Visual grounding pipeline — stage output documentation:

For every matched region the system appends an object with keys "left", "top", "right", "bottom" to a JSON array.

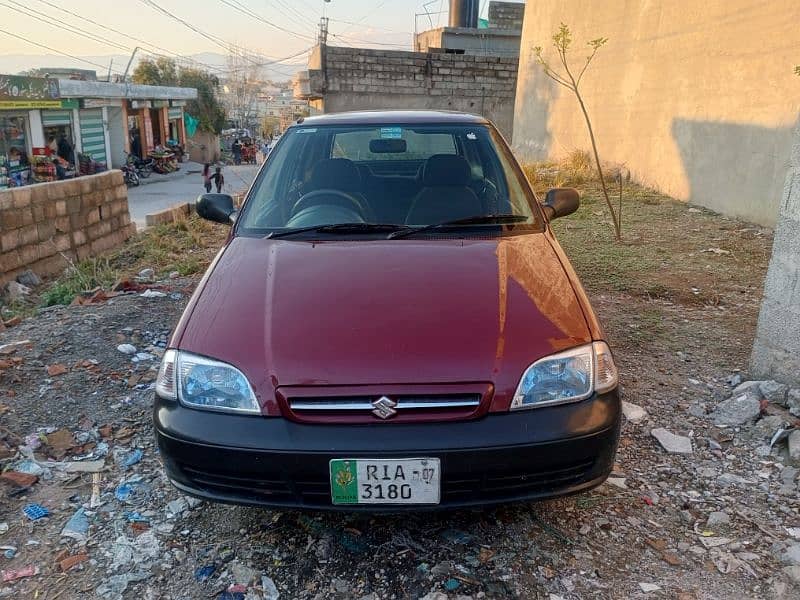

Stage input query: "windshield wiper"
[
  {"left": 387, "top": 213, "right": 529, "bottom": 239},
  {"left": 266, "top": 222, "right": 410, "bottom": 239}
]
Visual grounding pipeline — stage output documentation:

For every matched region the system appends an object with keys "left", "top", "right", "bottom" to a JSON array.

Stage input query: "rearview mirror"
[
  {"left": 369, "top": 138, "right": 406, "bottom": 153},
  {"left": 196, "top": 193, "right": 235, "bottom": 225},
  {"left": 542, "top": 188, "right": 580, "bottom": 220}
]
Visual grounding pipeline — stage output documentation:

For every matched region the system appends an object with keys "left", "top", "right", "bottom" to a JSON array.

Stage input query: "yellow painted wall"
[{"left": 512, "top": 0, "right": 800, "bottom": 225}]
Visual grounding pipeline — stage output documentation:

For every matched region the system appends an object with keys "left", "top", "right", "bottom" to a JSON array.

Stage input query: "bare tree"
[
  {"left": 534, "top": 24, "right": 621, "bottom": 240},
  {"left": 223, "top": 50, "right": 264, "bottom": 133}
]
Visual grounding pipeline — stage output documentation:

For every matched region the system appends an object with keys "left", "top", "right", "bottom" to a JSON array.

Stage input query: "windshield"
[{"left": 237, "top": 123, "right": 542, "bottom": 235}]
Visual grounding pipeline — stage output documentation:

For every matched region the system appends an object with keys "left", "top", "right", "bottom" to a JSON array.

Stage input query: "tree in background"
[
  {"left": 534, "top": 24, "right": 621, "bottom": 240},
  {"left": 222, "top": 51, "right": 264, "bottom": 133},
  {"left": 132, "top": 58, "right": 226, "bottom": 134}
]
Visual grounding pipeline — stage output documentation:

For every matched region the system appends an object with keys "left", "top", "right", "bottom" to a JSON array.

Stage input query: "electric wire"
[{"left": 0, "top": 27, "right": 122, "bottom": 72}]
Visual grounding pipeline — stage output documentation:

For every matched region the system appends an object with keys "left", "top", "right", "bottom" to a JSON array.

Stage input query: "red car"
[{"left": 154, "top": 110, "right": 620, "bottom": 510}]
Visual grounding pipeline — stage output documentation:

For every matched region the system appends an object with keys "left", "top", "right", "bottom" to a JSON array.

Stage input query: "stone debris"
[
  {"left": 621, "top": 400, "right": 647, "bottom": 424},
  {"left": 651, "top": 427, "right": 693, "bottom": 454},
  {"left": 711, "top": 394, "right": 761, "bottom": 427},
  {"left": 788, "top": 430, "right": 800, "bottom": 466},
  {"left": 16, "top": 269, "right": 42, "bottom": 288},
  {"left": 760, "top": 380, "right": 789, "bottom": 404},
  {"left": 4, "top": 281, "right": 31, "bottom": 303}
]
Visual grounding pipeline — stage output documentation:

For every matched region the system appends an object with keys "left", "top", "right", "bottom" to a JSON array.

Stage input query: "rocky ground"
[{"left": 1, "top": 186, "right": 799, "bottom": 599}]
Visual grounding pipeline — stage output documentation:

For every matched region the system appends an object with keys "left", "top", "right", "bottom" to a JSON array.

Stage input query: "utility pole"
[
  {"left": 318, "top": 16, "right": 329, "bottom": 45},
  {"left": 122, "top": 47, "right": 140, "bottom": 83}
]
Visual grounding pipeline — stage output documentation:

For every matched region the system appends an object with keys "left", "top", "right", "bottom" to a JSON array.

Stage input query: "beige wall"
[
  {"left": 0, "top": 171, "right": 134, "bottom": 284},
  {"left": 512, "top": 0, "right": 800, "bottom": 226}
]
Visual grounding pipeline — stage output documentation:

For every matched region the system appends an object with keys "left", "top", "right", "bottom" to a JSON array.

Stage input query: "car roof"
[{"left": 293, "top": 110, "right": 490, "bottom": 127}]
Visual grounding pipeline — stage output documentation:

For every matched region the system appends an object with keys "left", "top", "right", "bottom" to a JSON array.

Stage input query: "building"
[
  {"left": 294, "top": 1, "right": 522, "bottom": 138},
  {"left": 414, "top": 1, "right": 525, "bottom": 57},
  {"left": 0, "top": 74, "right": 197, "bottom": 190}
]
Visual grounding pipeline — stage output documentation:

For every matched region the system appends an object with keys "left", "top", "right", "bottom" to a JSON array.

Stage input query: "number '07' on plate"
[{"left": 329, "top": 458, "right": 441, "bottom": 505}]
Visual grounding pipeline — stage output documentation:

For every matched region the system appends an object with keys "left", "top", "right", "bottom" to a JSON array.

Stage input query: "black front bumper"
[{"left": 154, "top": 391, "right": 620, "bottom": 510}]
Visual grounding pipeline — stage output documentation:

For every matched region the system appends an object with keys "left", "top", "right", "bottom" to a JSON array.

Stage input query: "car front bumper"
[{"left": 153, "top": 391, "right": 621, "bottom": 510}]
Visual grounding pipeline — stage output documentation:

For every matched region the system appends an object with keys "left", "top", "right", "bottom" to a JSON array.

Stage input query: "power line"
[
  {"left": 329, "top": 33, "right": 411, "bottom": 49},
  {"left": 265, "top": 0, "right": 319, "bottom": 30},
  {"left": 0, "top": 27, "right": 121, "bottom": 72},
  {"left": 138, "top": 0, "right": 310, "bottom": 70},
  {"left": 138, "top": 0, "right": 237, "bottom": 53},
  {"left": 337, "top": 0, "right": 389, "bottom": 36},
  {"left": 29, "top": 0, "right": 232, "bottom": 75},
  {"left": 2, "top": 1, "right": 131, "bottom": 54},
  {"left": 327, "top": 18, "right": 411, "bottom": 35},
  {"left": 218, "top": 0, "right": 316, "bottom": 42}
]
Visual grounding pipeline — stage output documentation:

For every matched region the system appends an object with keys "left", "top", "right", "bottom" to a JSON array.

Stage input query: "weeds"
[{"left": 38, "top": 215, "right": 226, "bottom": 307}]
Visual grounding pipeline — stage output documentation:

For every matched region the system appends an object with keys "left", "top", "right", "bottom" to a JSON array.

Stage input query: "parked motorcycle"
[
  {"left": 121, "top": 164, "right": 140, "bottom": 187},
  {"left": 124, "top": 151, "right": 154, "bottom": 178}
]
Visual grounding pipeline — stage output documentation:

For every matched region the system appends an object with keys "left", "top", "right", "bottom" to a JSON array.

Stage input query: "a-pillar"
[{"left": 751, "top": 126, "right": 800, "bottom": 384}]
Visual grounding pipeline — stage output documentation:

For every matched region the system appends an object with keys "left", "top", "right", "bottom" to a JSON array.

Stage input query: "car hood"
[{"left": 175, "top": 234, "right": 591, "bottom": 410}]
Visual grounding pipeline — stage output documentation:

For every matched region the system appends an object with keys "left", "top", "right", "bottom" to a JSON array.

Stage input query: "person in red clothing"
[{"left": 202, "top": 163, "right": 212, "bottom": 193}]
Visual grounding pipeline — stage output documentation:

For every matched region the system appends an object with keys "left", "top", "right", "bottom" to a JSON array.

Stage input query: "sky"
[{"left": 0, "top": 0, "right": 510, "bottom": 78}]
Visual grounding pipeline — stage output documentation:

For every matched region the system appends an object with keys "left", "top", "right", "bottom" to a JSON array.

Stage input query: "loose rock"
[
  {"left": 760, "top": 380, "right": 788, "bottom": 404},
  {"left": 711, "top": 394, "right": 761, "bottom": 427},
  {"left": 651, "top": 428, "right": 693, "bottom": 454},
  {"left": 621, "top": 401, "right": 647, "bottom": 424}
]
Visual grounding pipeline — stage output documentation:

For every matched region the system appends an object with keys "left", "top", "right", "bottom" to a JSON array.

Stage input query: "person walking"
[
  {"left": 202, "top": 162, "right": 212, "bottom": 193},
  {"left": 231, "top": 138, "right": 242, "bottom": 165},
  {"left": 210, "top": 166, "right": 225, "bottom": 193}
]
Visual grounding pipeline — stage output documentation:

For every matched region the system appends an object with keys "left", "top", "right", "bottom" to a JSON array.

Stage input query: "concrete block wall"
[
  {"left": 751, "top": 130, "right": 800, "bottom": 384},
  {"left": 0, "top": 171, "right": 135, "bottom": 285},
  {"left": 320, "top": 46, "right": 519, "bottom": 138}
]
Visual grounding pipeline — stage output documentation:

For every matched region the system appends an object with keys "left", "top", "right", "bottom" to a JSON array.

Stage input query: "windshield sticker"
[
  {"left": 466, "top": 132, "right": 477, "bottom": 140},
  {"left": 296, "top": 128, "right": 317, "bottom": 134},
  {"left": 380, "top": 127, "right": 402, "bottom": 139}
]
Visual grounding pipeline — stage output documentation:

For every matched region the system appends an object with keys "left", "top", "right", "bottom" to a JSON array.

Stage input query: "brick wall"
[
  {"left": 317, "top": 46, "right": 519, "bottom": 137},
  {"left": 0, "top": 171, "right": 135, "bottom": 285}
]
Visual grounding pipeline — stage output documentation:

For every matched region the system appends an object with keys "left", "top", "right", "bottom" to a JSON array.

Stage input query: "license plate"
[{"left": 329, "top": 458, "right": 440, "bottom": 505}]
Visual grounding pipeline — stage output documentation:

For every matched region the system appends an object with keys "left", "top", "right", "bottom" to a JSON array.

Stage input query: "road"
[{"left": 126, "top": 163, "right": 261, "bottom": 228}]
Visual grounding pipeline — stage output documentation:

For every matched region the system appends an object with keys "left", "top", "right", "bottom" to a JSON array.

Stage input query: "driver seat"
[
  {"left": 405, "top": 154, "right": 484, "bottom": 225},
  {"left": 306, "top": 158, "right": 375, "bottom": 221}
]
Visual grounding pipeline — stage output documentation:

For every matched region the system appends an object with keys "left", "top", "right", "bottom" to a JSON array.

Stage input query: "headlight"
[
  {"left": 510, "top": 341, "right": 617, "bottom": 410},
  {"left": 155, "top": 350, "right": 260, "bottom": 414}
]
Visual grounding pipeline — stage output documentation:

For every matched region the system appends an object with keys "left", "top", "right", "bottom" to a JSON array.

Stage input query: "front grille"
[
  {"left": 176, "top": 457, "right": 597, "bottom": 508},
  {"left": 285, "top": 393, "right": 482, "bottom": 423}
]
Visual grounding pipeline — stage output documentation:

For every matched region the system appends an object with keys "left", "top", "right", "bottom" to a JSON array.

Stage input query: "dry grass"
[
  {"left": 39, "top": 215, "right": 227, "bottom": 307},
  {"left": 523, "top": 157, "right": 773, "bottom": 308}
]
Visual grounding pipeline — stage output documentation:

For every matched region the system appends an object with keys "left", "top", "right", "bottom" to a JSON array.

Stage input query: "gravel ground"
[{"left": 1, "top": 225, "right": 799, "bottom": 599}]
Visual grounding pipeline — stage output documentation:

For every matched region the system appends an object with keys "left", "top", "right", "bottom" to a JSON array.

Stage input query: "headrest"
[
  {"left": 422, "top": 154, "right": 471, "bottom": 187},
  {"left": 310, "top": 158, "right": 361, "bottom": 192}
]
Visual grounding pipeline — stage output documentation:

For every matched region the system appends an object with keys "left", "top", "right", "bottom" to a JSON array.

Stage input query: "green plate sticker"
[
  {"left": 330, "top": 459, "right": 358, "bottom": 504},
  {"left": 380, "top": 127, "right": 402, "bottom": 139}
]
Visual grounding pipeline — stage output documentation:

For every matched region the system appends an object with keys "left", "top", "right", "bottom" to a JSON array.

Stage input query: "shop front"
[
  {"left": 0, "top": 112, "right": 31, "bottom": 189},
  {"left": 0, "top": 74, "right": 81, "bottom": 189}
]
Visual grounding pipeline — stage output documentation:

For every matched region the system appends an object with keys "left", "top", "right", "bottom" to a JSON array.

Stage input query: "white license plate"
[{"left": 329, "top": 458, "right": 440, "bottom": 505}]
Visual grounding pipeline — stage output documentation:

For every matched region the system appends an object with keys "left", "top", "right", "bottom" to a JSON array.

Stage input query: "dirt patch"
[{"left": 0, "top": 171, "right": 797, "bottom": 599}]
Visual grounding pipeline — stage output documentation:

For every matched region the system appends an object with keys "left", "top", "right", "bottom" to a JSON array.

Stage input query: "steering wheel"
[{"left": 291, "top": 189, "right": 367, "bottom": 219}]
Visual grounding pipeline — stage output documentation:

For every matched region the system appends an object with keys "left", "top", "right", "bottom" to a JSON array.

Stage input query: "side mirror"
[
  {"left": 542, "top": 188, "right": 580, "bottom": 220},
  {"left": 196, "top": 193, "right": 235, "bottom": 225}
]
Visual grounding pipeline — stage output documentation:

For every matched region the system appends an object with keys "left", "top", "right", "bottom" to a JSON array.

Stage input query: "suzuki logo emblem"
[{"left": 371, "top": 396, "right": 398, "bottom": 419}]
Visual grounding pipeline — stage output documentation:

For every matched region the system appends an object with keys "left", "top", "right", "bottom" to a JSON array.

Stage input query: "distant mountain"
[{"left": 0, "top": 51, "right": 307, "bottom": 81}]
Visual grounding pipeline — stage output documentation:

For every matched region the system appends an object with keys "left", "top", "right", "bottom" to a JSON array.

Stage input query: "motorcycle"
[
  {"left": 124, "top": 151, "right": 154, "bottom": 178},
  {"left": 121, "top": 164, "right": 140, "bottom": 187}
]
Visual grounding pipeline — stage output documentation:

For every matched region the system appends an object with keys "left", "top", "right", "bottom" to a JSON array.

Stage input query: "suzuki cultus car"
[{"left": 154, "top": 110, "right": 620, "bottom": 510}]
